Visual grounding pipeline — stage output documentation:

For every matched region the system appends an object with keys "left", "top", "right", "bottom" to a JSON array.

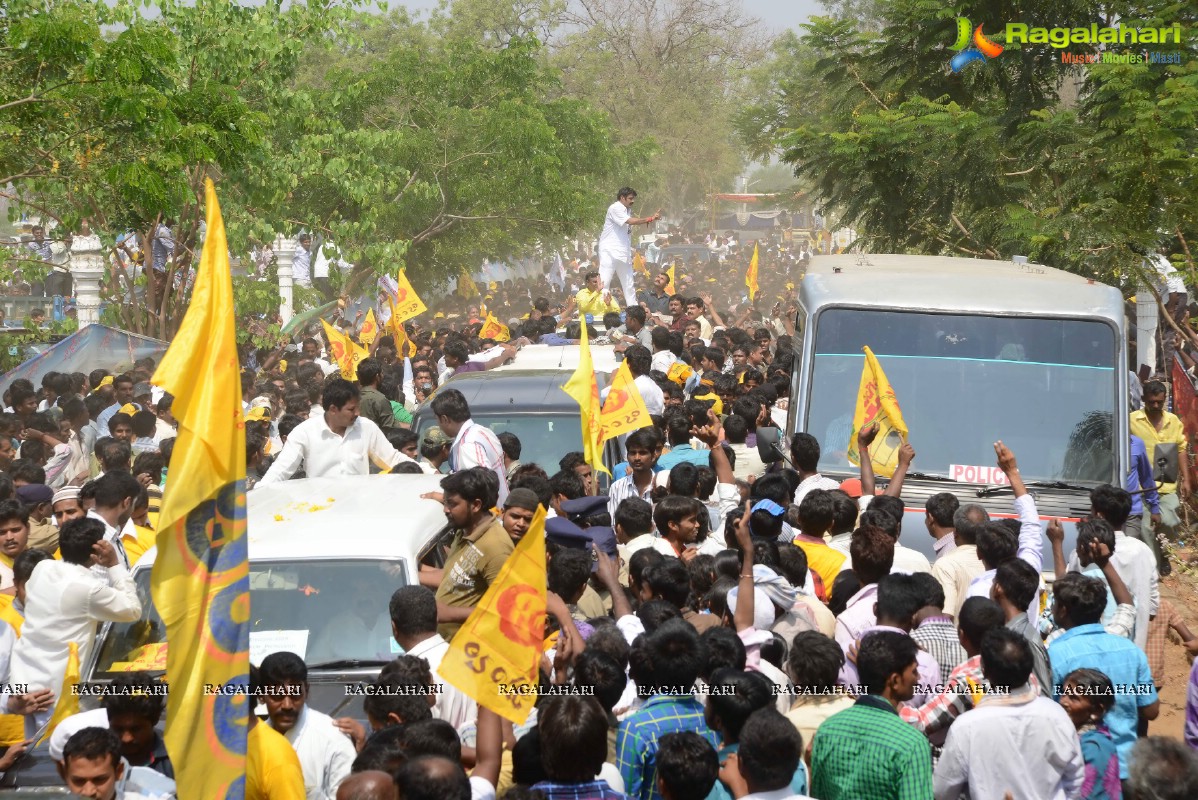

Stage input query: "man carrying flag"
[
  {"left": 147, "top": 178, "right": 250, "bottom": 797},
  {"left": 562, "top": 316, "right": 610, "bottom": 485},
  {"left": 846, "top": 346, "right": 910, "bottom": 478},
  {"left": 746, "top": 242, "right": 759, "bottom": 301}
]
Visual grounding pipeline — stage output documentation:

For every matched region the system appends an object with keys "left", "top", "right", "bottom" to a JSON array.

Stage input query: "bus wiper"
[
  {"left": 307, "top": 659, "right": 391, "bottom": 670},
  {"left": 976, "top": 480, "right": 1092, "bottom": 498}
]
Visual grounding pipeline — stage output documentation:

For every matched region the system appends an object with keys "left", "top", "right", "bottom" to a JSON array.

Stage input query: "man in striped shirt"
[{"left": 431, "top": 388, "right": 509, "bottom": 505}]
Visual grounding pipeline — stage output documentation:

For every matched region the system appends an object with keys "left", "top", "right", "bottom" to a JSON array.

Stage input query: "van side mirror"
[
  {"left": 756, "top": 427, "right": 787, "bottom": 464},
  {"left": 1154, "top": 443, "right": 1179, "bottom": 485}
]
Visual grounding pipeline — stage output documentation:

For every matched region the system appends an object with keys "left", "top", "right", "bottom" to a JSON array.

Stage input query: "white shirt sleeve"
[
  {"left": 608, "top": 203, "right": 631, "bottom": 228},
  {"left": 66, "top": 565, "right": 142, "bottom": 622},
  {"left": 1014, "top": 494, "right": 1044, "bottom": 574},
  {"left": 257, "top": 429, "right": 306, "bottom": 486}
]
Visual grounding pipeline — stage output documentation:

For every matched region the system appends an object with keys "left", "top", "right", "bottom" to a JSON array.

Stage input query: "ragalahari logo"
[{"left": 950, "top": 17, "right": 1004, "bottom": 72}]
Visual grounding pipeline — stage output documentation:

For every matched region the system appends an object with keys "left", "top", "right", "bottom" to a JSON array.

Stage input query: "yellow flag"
[
  {"left": 561, "top": 317, "right": 610, "bottom": 477},
  {"left": 457, "top": 267, "right": 480, "bottom": 299},
  {"left": 633, "top": 249, "right": 649, "bottom": 277},
  {"left": 440, "top": 506, "right": 548, "bottom": 724},
  {"left": 321, "top": 318, "right": 368, "bottom": 380},
  {"left": 479, "top": 313, "right": 510, "bottom": 342},
  {"left": 150, "top": 179, "right": 248, "bottom": 798},
  {"left": 664, "top": 263, "right": 676, "bottom": 296},
  {"left": 746, "top": 242, "right": 759, "bottom": 301},
  {"left": 38, "top": 642, "right": 80, "bottom": 745},
  {"left": 600, "top": 362, "right": 653, "bottom": 441},
  {"left": 391, "top": 270, "right": 428, "bottom": 323},
  {"left": 387, "top": 297, "right": 418, "bottom": 358},
  {"left": 358, "top": 308, "right": 379, "bottom": 346},
  {"left": 846, "top": 346, "right": 909, "bottom": 478}
]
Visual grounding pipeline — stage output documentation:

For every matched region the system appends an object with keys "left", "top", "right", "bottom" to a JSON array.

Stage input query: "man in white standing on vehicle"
[
  {"left": 598, "top": 187, "right": 661, "bottom": 309},
  {"left": 258, "top": 378, "right": 416, "bottom": 484}
]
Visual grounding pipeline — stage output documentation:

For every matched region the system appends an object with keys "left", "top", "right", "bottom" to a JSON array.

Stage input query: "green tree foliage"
[{"left": 739, "top": 1, "right": 1198, "bottom": 286}]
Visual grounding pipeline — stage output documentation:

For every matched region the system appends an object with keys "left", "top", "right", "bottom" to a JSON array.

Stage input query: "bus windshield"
[{"left": 805, "top": 308, "right": 1117, "bottom": 484}]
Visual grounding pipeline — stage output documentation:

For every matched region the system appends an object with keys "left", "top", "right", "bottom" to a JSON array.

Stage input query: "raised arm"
[
  {"left": 732, "top": 500, "right": 756, "bottom": 633},
  {"left": 885, "top": 441, "right": 915, "bottom": 498},
  {"left": 995, "top": 441, "right": 1043, "bottom": 573},
  {"left": 857, "top": 422, "right": 878, "bottom": 499}
]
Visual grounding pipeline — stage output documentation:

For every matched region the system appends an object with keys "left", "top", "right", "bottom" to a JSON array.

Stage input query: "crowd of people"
[{"left": 1, "top": 202, "right": 1198, "bottom": 800}]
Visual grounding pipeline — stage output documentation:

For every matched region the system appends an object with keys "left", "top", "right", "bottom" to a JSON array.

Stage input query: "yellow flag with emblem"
[
  {"left": 387, "top": 297, "right": 418, "bottom": 358},
  {"left": 846, "top": 346, "right": 909, "bottom": 478},
  {"left": 633, "top": 249, "right": 649, "bottom": 277},
  {"left": 440, "top": 506, "right": 548, "bottom": 724},
  {"left": 457, "top": 267, "right": 480, "bottom": 299},
  {"left": 561, "top": 317, "right": 610, "bottom": 478},
  {"left": 358, "top": 308, "right": 379, "bottom": 346},
  {"left": 321, "top": 318, "right": 368, "bottom": 380},
  {"left": 391, "top": 270, "right": 428, "bottom": 323},
  {"left": 149, "top": 179, "right": 249, "bottom": 798},
  {"left": 38, "top": 642, "right": 80, "bottom": 744},
  {"left": 479, "top": 312, "right": 510, "bottom": 342},
  {"left": 746, "top": 242, "right": 759, "bottom": 301},
  {"left": 664, "top": 262, "right": 676, "bottom": 296},
  {"left": 600, "top": 362, "right": 652, "bottom": 442}
]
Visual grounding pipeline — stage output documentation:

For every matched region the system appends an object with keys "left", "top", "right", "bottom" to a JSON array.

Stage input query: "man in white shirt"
[
  {"left": 11, "top": 518, "right": 142, "bottom": 738},
  {"left": 597, "top": 187, "right": 661, "bottom": 308},
  {"left": 791, "top": 433, "right": 840, "bottom": 506},
  {"left": 258, "top": 379, "right": 415, "bottom": 485},
  {"left": 259, "top": 651, "right": 355, "bottom": 800},
  {"left": 292, "top": 233, "right": 313, "bottom": 287},
  {"left": 430, "top": 388, "right": 509, "bottom": 505},
  {"left": 389, "top": 586, "right": 477, "bottom": 732},
  {"left": 86, "top": 472, "right": 142, "bottom": 579},
  {"left": 600, "top": 345, "right": 664, "bottom": 416},
  {"left": 933, "top": 629, "right": 1083, "bottom": 800}
]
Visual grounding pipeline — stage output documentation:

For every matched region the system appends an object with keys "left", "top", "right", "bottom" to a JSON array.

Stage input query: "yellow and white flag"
[
  {"left": 600, "top": 362, "right": 652, "bottom": 442},
  {"left": 846, "top": 346, "right": 909, "bottom": 478}
]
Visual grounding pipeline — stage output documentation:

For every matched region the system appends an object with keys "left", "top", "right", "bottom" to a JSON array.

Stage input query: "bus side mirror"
[
  {"left": 757, "top": 427, "right": 787, "bottom": 464},
  {"left": 1154, "top": 443, "right": 1179, "bottom": 485}
]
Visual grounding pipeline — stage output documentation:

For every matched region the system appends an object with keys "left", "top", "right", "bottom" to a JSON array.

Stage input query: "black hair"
[
  {"left": 789, "top": 432, "right": 820, "bottom": 472},
  {"left": 440, "top": 466, "right": 499, "bottom": 510},
  {"left": 706, "top": 669, "right": 773, "bottom": 743},
  {"left": 1076, "top": 516, "right": 1117, "bottom": 557},
  {"left": 512, "top": 474, "right": 552, "bottom": 509},
  {"left": 786, "top": 631, "right": 844, "bottom": 692},
  {"left": 926, "top": 493, "right": 960, "bottom": 528},
  {"left": 979, "top": 627, "right": 1033, "bottom": 691},
  {"left": 393, "top": 756, "right": 470, "bottom": 800},
  {"left": 738, "top": 709, "right": 803, "bottom": 792},
  {"left": 512, "top": 728, "right": 547, "bottom": 787},
  {"left": 629, "top": 548, "right": 665, "bottom": 594},
  {"left": 850, "top": 525, "right": 894, "bottom": 585},
  {"left": 993, "top": 557, "right": 1040, "bottom": 611},
  {"left": 549, "top": 470, "right": 586, "bottom": 502},
  {"left": 8, "top": 459, "right": 46, "bottom": 485},
  {"left": 653, "top": 495, "right": 699, "bottom": 540},
  {"left": 614, "top": 496, "right": 653, "bottom": 538},
  {"left": 62, "top": 727, "right": 122, "bottom": 771},
  {"left": 976, "top": 522, "right": 1018, "bottom": 569},
  {"left": 93, "top": 471, "right": 142, "bottom": 509},
  {"left": 132, "top": 452, "right": 164, "bottom": 483},
  {"left": 1052, "top": 572, "right": 1108, "bottom": 627},
  {"left": 538, "top": 695, "right": 610, "bottom": 782},
  {"left": 497, "top": 431, "right": 522, "bottom": 461},
  {"left": 829, "top": 489, "right": 858, "bottom": 535},
  {"left": 389, "top": 585, "right": 438, "bottom": 637},
  {"left": 908, "top": 571, "right": 946, "bottom": 610},
  {"left": 699, "top": 626, "right": 747, "bottom": 680},
  {"left": 1062, "top": 668, "right": 1116, "bottom": 714},
  {"left": 656, "top": 731, "right": 719, "bottom": 799},
  {"left": 58, "top": 517, "right": 106, "bottom": 565},
  {"left": 97, "top": 440, "right": 132, "bottom": 473},
  {"left": 628, "top": 618, "right": 706, "bottom": 694},
  {"left": 644, "top": 558, "right": 692, "bottom": 610},
  {"left": 855, "top": 630, "right": 919, "bottom": 696},
  {"left": 259, "top": 650, "right": 308, "bottom": 687},
  {"left": 875, "top": 573, "right": 925, "bottom": 628},
  {"left": 636, "top": 598, "right": 681, "bottom": 633},
  {"left": 798, "top": 489, "right": 835, "bottom": 535},
  {"left": 0, "top": 499, "right": 29, "bottom": 527},
  {"left": 547, "top": 548, "right": 592, "bottom": 602},
  {"left": 870, "top": 495, "right": 905, "bottom": 530},
  {"left": 398, "top": 719, "right": 462, "bottom": 762},
  {"left": 858, "top": 507, "right": 898, "bottom": 539},
  {"left": 356, "top": 357, "right": 382, "bottom": 387},
  {"left": 101, "top": 672, "right": 166, "bottom": 723},
  {"left": 430, "top": 388, "right": 472, "bottom": 423},
  {"left": 1089, "top": 484, "right": 1133, "bottom": 530},
  {"left": 958, "top": 597, "right": 1005, "bottom": 649},
  {"left": 572, "top": 650, "right": 627, "bottom": 713},
  {"left": 322, "top": 378, "right": 361, "bottom": 410},
  {"left": 13, "top": 547, "right": 52, "bottom": 584}
]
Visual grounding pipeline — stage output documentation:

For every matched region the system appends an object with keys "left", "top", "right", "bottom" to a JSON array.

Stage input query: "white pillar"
[
  {"left": 274, "top": 234, "right": 295, "bottom": 325},
  {"left": 69, "top": 229, "right": 105, "bottom": 328}
]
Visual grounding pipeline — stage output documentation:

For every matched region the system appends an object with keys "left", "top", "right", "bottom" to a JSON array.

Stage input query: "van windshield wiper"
[
  {"left": 900, "top": 471, "right": 959, "bottom": 483},
  {"left": 976, "top": 480, "right": 1093, "bottom": 498},
  {"left": 307, "top": 659, "right": 391, "bottom": 670}
]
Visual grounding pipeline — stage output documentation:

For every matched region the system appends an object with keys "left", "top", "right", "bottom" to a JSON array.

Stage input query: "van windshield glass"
[
  {"left": 92, "top": 559, "right": 405, "bottom": 678},
  {"left": 805, "top": 309, "right": 1117, "bottom": 484}
]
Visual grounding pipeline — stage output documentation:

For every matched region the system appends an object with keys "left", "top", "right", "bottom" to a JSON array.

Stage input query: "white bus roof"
[{"left": 801, "top": 254, "right": 1124, "bottom": 319}]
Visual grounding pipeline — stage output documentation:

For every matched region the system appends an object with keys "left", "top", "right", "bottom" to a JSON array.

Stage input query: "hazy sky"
[{"left": 392, "top": 0, "right": 824, "bottom": 34}]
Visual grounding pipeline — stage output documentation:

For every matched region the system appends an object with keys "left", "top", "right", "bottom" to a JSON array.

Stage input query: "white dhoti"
[
  {"left": 599, "top": 250, "right": 636, "bottom": 309},
  {"left": 1136, "top": 286, "right": 1159, "bottom": 375}
]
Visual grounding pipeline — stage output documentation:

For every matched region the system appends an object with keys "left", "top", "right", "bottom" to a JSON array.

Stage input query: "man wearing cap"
[
  {"left": 130, "top": 383, "right": 153, "bottom": 410},
  {"left": 15, "top": 484, "right": 57, "bottom": 553},
  {"left": 52, "top": 486, "right": 86, "bottom": 530},
  {"left": 500, "top": 489, "right": 540, "bottom": 544}
]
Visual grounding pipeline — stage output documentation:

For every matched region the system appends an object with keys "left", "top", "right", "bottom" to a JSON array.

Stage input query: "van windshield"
[
  {"left": 92, "top": 559, "right": 406, "bottom": 678},
  {"left": 805, "top": 308, "right": 1117, "bottom": 484}
]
